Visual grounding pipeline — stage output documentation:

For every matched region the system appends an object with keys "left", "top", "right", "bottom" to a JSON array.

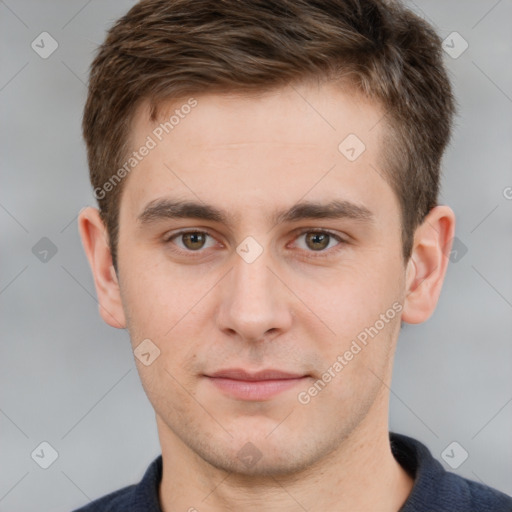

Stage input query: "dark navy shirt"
[{"left": 72, "top": 432, "right": 512, "bottom": 511}]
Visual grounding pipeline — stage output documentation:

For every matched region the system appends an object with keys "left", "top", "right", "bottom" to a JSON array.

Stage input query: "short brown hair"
[{"left": 83, "top": 0, "right": 455, "bottom": 271}]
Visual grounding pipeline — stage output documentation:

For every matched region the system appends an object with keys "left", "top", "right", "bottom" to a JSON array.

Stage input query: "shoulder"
[
  {"left": 72, "top": 484, "right": 137, "bottom": 512},
  {"left": 390, "top": 432, "right": 512, "bottom": 512},
  {"left": 441, "top": 470, "right": 512, "bottom": 511},
  {"left": 71, "top": 455, "right": 163, "bottom": 512}
]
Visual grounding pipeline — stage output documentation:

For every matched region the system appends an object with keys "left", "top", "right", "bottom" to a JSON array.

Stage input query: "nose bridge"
[
  {"left": 216, "top": 243, "right": 291, "bottom": 340},
  {"left": 233, "top": 250, "right": 273, "bottom": 302}
]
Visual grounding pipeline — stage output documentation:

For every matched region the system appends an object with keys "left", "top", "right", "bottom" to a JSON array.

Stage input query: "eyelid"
[
  {"left": 164, "top": 227, "right": 215, "bottom": 242},
  {"left": 291, "top": 226, "right": 346, "bottom": 240}
]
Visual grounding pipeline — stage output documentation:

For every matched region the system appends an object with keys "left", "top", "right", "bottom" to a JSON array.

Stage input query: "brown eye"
[
  {"left": 165, "top": 229, "right": 218, "bottom": 256},
  {"left": 292, "top": 229, "right": 344, "bottom": 255},
  {"left": 305, "top": 232, "right": 331, "bottom": 251},
  {"left": 181, "top": 232, "right": 207, "bottom": 250}
]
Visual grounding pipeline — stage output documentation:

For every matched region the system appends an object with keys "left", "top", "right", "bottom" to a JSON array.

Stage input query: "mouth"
[{"left": 204, "top": 368, "right": 310, "bottom": 401}]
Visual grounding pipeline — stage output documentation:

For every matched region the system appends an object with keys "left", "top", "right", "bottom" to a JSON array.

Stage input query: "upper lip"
[{"left": 207, "top": 369, "right": 307, "bottom": 381}]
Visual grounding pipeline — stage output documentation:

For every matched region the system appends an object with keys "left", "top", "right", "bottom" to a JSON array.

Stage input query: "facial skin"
[{"left": 79, "top": 81, "right": 455, "bottom": 511}]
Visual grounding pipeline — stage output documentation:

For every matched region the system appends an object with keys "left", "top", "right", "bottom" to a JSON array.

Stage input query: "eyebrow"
[{"left": 137, "top": 198, "right": 374, "bottom": 227}]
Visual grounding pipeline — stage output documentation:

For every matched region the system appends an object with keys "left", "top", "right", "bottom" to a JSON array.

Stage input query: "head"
[{"left": 79, "top": 0, "right": 456, "bottom": 476}]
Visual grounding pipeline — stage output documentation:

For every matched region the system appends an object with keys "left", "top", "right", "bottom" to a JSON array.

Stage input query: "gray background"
[{"left": 1, "top": 1, "right": 511, "bottom": 510}]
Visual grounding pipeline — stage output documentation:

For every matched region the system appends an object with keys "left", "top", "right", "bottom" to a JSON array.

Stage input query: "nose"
[{"left": 215, "top": 248, "right": 293, "bottom": 343}]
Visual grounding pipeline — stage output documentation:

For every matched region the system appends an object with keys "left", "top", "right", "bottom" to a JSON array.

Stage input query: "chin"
[{"left": 192, "top": 431, "right": 335, "bottom": 478}]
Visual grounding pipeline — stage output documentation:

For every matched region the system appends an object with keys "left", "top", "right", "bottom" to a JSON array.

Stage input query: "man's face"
[{"left": 116, "top": 82, "right": 407, "bottom": 475}]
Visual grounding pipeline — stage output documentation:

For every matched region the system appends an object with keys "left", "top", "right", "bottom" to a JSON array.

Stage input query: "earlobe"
[
  {"left": 401, "top": 206, "right": 456, "bottom": 325},
  {"left": 78, "top": 207, "right": 127, "bottom": 329}
]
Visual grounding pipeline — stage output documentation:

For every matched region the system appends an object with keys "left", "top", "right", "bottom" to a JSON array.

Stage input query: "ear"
[
  {"left": 78, "top": 207, "right": 126, "bottom": 329},
  {"left": 401, "top": 205, "right": 456, "bottom": 324}
]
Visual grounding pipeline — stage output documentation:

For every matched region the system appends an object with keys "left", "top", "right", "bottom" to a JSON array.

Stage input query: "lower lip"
[{"left": 206, "top": 376, "right": 308, "bottom": 401}]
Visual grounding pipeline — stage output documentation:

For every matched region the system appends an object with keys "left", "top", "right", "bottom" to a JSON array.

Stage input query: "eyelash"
[{"left": 164, "top": 228, "right": 347, "bottom": 258}]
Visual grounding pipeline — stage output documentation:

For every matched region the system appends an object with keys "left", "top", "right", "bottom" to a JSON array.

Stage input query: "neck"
[{"left": 157, "top": 399, "right": 414, "bottom": 511}]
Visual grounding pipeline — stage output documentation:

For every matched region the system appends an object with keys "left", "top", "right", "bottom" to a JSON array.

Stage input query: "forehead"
[
  {"left": 120, "top": 82, "right": 397, "bottom": 225},
  {"left": 140, "top": 82, "right": 384, "bottom": 150}
]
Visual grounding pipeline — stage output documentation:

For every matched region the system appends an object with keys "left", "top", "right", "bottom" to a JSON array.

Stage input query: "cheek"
[
  {"left": 120, "top": 264, "right": 213, "bottom": 393},
  {"left": 120, "top": 254, "right": 218, "bottom": 341},
  {"left": 296, "top": 310, "right": 400, "bottom": 421},
  {"left": 293, "top": 253, "right": 404, "bottom": 398},
  {"left": 298, "top": 253, "right": 404, "bottom": 338},
  {"left": 136, "top": 358, "right": 202, "bottom": 433}
]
